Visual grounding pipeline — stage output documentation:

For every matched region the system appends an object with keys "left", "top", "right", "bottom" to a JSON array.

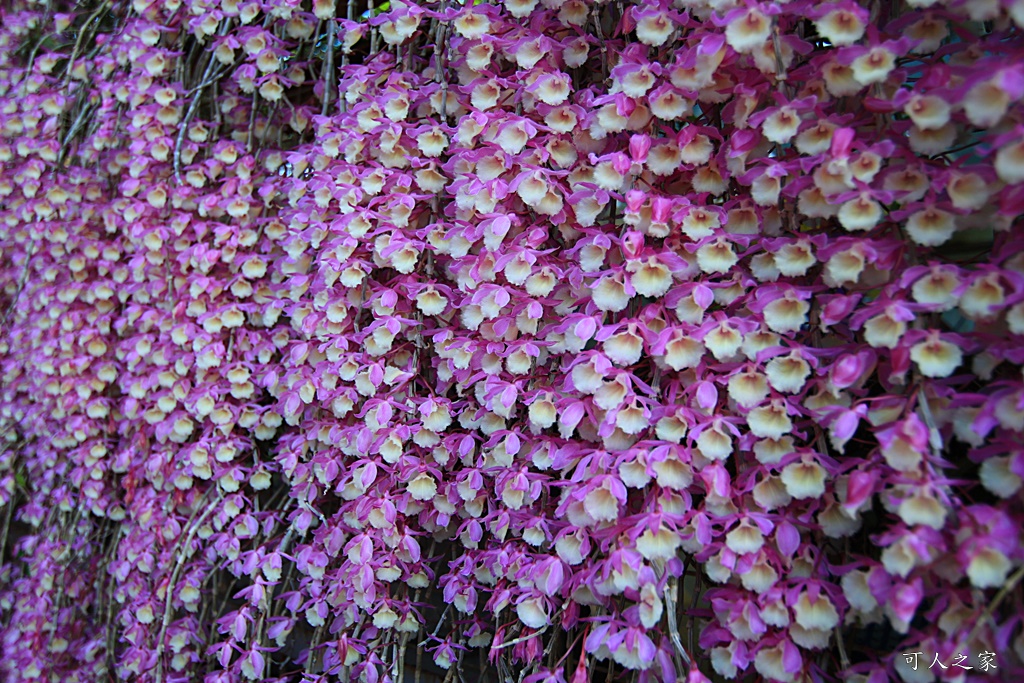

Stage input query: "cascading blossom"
[{"left": 0, "top": 0, "right": 1023, "bottom": 682}]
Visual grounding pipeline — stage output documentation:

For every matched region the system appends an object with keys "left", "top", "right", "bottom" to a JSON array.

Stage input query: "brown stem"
[
  {"left": 590, "top": 6, "right": 608, "bottom": 78},
  {"left": 56, "top": 95, "right": 97, "bottom": 169},
  {"left": 664, "top": 575, "right": 692, "bottom": 673},
  {"left": 174, "top": 22, "right": 230, "bottom": 184},
  {"left": 491, "top": 626, "right": 547, "bottom": 651},
  {"left": 770, "top": 20, "right": 790, "bottom": 97},
  {"left": 0, "top": 241, "right": 37, "bottom": 331},
  {"left": 246, "top": 89, "right": 259, "bottom": 153},
  {"left": 433, "top": 6, "right": 449, "bottom": 123},
  {"left": 321, "top": 11, "right": 336, "bottom": 117},
  {"left": 104, "top": 528, "right": 125, "bottom": 682},
  {"left": 305, "top": 623, "right": 326, "bottom": 673},
  {"left": 965, "top": 564, "right": 1024, "bottom": 649},
  {"left": 154, "top": 491, "right": 223, "bottom": 683},
  {"left": 62, "top": 0, "right": 111, "bottom": 89},
  {"left": 687, "top": 568, "right": 701, "bottom": 655},
  {"left": 0, "top": 486, "right": 14, "bottom": 571}
]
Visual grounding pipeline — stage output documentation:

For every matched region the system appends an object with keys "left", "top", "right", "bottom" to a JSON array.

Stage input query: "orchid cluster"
[{"left": 0, "top": 0, "right": 1023, "bottom": 682}]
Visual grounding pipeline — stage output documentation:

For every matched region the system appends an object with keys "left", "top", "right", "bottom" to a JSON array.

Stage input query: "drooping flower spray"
[{"left": 1, "top": 0, "right": 1023, "bottom": 682}]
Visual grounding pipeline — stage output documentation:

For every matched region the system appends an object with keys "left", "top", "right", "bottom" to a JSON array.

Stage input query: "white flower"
[
  {"left": 980, "top": 457, "right": 1023, "bottom": 497},
  {"left": 995, "top": 138, "right": 1024, "bottom": 184},
  {"left": 652, "top": 454, "right": 693, "bottom": 489},
  {"left": 535, "top": 73, "right": 571, "bottom": 105},
  {"left": 583, "top": 481, "right": 620, "bottom": 521},
  {"left": 516, "top": 171, "right": 549, "bottom": 208},
  {"left": 616, "top": 401, "right": 649, "bottom": 434},
  {"left": 592, "top": 274, "right": 631, "bottom": 312},
  {"left": 604, "top": 328, "right": 643, "bottom": 366},
  {"left": 960, "top": 272, "right": 1005, "bottom": 320},
  {"left": 747, "top": 400, "right": 793, "bottom": 439},
  {"left": 528, "top": 396, "right": 557, "bottom": 430},
  {"left": 679, "top": 134, "right": 714, "bottom": 165},
  {"left": 841, "top": 570, "right": 878, "bottom": 614},
  {"left": 663, "top": 332, "right": 704, "bottom": 370},
  {"left": 636, "top": 10, "right": 674, "bottom": 46},
  {"left": 697, "top": 238, "right": 738, "bottom": 274},
  {"left": 762, "top": 107, "right": 801, "bottom": 143},
  {"left": 910, "top": 333, "right": 962, "bottom": 378},
  {"left": 649, "top": 86, "right": 691, "bottom": 120},
  {"left": 793, "top": 592, "right": 840, "bottom": 631},
  {"left": 725, "top": 520, "right": 764, "bottom": 555},
  {"left": 505, "top": 0, "right": 538, "bottom": 18},
  {"left": 838, "top": 193, "right": 883, "bottom": 231},
  {"left": 964, "top": 79, "right": 1010, "bottom": 128},
  {"left": 911, "top": 266, "right": 960, "bottom": 308},
  {"left": 905, "top": 207, "right": 956, "bottom": 247},
  {"left": 628, "top": 257, "right": 674, "bottom": 297},
  {"left": 571, "top": 357, "right": 608, "bottom": 394},
  {"left": 726, "top": 9, "right": 771, "bottom": 53},
  {"left": 754, "top": 643, "right": 795, "bottom": 683},
  {"left": 696, "top": 424, "right": 733, "bottom": 460},
  {"left": 636, "top": 526, "right": 681, "bottom": 561},
  {"left": 728, "top": 370, "right": 769, "bottom": 409},
  {"left": 946, "top": 171, "right": 991, "bottom": 210},
  {"left": 903, "top": 94, "right": 951, "bottom": 131},
  {"left": 516, "top": 596, "right": 549, "bottom": 629},
  {"left": 781, "top": 459, "right": 827, "bottom": 499},
  {"left": 617, "top": 65, "right": 656, "bottom": 98},
  {"left": 815, "top": 8, "right": 865, "bottom": 46},
  {"left": 416, "top": 128, "right": 447, "bottom": 157},
  {"left": 407, "top": 473, "right": 437, "bottom": 501},
  {"left": 897, "top": 489, "right": 947, "bottom": 529},
  {"left": 704, "top": 322, "right": 742, "bottom": 361},
  {"left": 967, "top": 548, "right": 1011, "bottom": 589},
  {"left": 594, "top": 376, "right": 628, "bottom": 410},
  {"left": 863, "top": 311, "right": 908, "bottom": 349},
  {"left": 851, "top": 46, "right": 896, "bottom": 85},
  {"left": 763, "top": 293, "right": 809, "bottom": 334},
  {"left": 454, "top": 10, "right": 490, "bottom": 39},
  {"left": 765, "top": 352, "right": 811, "bottom": 393}
]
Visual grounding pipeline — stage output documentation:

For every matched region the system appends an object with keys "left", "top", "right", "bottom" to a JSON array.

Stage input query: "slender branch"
[
  {"left": 834, "top": 624, "right": 851, "bottom": 670},
  {"left": 590, "top": 6, "right": 608, "bottom": 78},
  {"left": 491, "top": 625, "right": 547, "bottom": 651},
  {"left": 415, "top": 585, "right": 432, "bottom": 683},
  {"left": 687, "top": 567, "right": 701, "bottom": 655},
  {"left": 916, "top": 386, "right": 943, "bottom": 454},
  {"left": 322, "top": 13, "right": 336, "bottom": 117},
  {"left": 433, "top": 4, "right": 449, "bottom": 123},
  {"left": 965, "top": 564, "right": 1024, "bottom": 648},
  {"left": 185, "top": 63, "right": 233, "bottom": 97},
  {"left": 104, "top": 528, "right": 125, "bottom": 683},
  {"left": 62, "top": 0, "right": 112, "bottom": 89},
  {"left": 174, "top": 67, "right": 217, "bottom": 183},
  {"left": 56, "top": 97, "right": 97, "bottom": 168},
  {"left": 305, "top": 623, "right": 326, "bottom": 673},
  {"left": 246, "top": 89, "right": 259, "bottom": 153},
  {"left": 0, "top": 485, "right": 16, "bottom": 575},
  {"left": 174, "top": 22, "right": 230, "bottom": 184},
  {"left": 154, "top": 491, "right": 224, "bottom": 683},
  {"left": 663, "top": 575, "right": 692, "bottom": 670},
  {"left": 0, "top": 242, "right": 37, "bottom": 331},
  {"left": 770, "top": 20, "right": 790, "bottom": 97},
  {"left": 23, "top": 31, "right": 54, "bottom": 86},
  {"left": 419, "top": 603, "right": 451, "bottom": 647}
]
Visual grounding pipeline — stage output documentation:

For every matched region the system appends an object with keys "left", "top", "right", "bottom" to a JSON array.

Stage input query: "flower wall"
[{"left": 1, "top": 0, "right": 1023, "bottom": 682}]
